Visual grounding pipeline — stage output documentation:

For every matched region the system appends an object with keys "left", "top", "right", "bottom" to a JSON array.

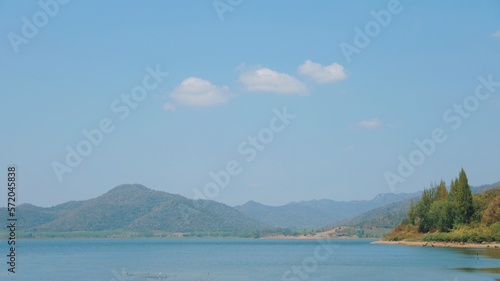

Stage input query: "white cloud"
[
  {"left": 358, "top": 118, "right": 381, "bottom": 129},
  {"left": 162, "top": 102, "right": 176, "bottom": 111},
  {"left": 298, "top": 60, "right": 347, "bottom": 83},
  {"left": 170, "top": 77, "right": 230, "bottom": 106},
  {"left": 345, "top": 144, "right": 355, "bottom": 152},
  {"left": 491, "top": 30, "right": 500, "bottom": 38},
  {"left": 239, "top": 67, "right": 308, "bottom": 95}
]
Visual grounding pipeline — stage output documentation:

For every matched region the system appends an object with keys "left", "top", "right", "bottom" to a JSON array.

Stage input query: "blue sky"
[{"left": 1, "top": 0, "right": 499, "bottom": 207}]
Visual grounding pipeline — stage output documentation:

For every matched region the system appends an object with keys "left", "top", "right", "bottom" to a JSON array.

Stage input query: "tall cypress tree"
[
  {"left": 448, "top": 179, "right": 457, "bottom": 201},
  {"left": 456, "top": 168, "right": 474, "bottom": 224},
  {"left": 447, "top": 169, "right": 474, "bottom": 226},
  {"left": 435, "top": 180, "right": 448, "bottom": 200}
]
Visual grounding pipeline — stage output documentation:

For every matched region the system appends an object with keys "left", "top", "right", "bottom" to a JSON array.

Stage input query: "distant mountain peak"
[
  {"left": 373, "top": 193, "right": 393, "bottom": 200},
  {"left": 102, "top": 184, "right": 159, "bottom": 199},
  {"left": 107, "top": 183, "right": 150, "bottom": 193},
  {"left": 240, "top": 200, "right": 266, "bottom": 207}
]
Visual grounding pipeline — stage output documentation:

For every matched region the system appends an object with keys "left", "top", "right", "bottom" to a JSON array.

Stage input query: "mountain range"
[
  {"left": 234, "top": 192, "right": 418, "bottom": 228},
  {"left": 2, "top": 181, "right": 498, "bottom": 236}
]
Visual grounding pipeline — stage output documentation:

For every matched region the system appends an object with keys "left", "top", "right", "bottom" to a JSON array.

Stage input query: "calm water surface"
[{"left": 1, "top": 239, "right": 499, "bottom": 280}]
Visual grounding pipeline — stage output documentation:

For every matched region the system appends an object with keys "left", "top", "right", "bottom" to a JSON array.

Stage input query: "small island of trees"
[{"left": 385, "top": 169, "right": 500, "bottom": 243}]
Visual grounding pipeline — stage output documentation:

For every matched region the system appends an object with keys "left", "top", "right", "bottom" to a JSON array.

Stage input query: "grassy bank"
[{"left": 384, "top": 223, "right": 500, "bottom": 243}]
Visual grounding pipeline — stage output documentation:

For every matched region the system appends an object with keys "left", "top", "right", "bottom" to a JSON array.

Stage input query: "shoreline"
[
  {"left": 10, "top": 235, "right": 376, "bottom": 241},
  {"left": 259, "top": 235, "right": 376, "bottom": 240},
  {"left": 372, "top": 240, "right": 500, "bottom": 249}
]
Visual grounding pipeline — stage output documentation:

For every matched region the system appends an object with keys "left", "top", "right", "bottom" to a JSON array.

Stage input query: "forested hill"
[{"left": 0, "top": 184, "right": 267, "bottom": 235}]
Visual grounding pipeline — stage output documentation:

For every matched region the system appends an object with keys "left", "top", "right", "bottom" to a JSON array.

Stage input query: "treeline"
[
  {"left": 387, "top": 169, "right": 500, "bottom": 242},
  {"left": 4, "top": 228, "right": 304, "bottom": 239}
]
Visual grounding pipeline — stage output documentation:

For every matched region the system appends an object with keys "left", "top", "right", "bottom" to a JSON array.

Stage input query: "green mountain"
[
  {"left": 2, "top": 184, "right": 266, "bottom": 234},
  {"left": 14, "top": 201, "right": 85, "bottom": 230}
]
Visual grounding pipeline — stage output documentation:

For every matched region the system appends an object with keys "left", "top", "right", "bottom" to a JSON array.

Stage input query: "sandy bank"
[
  {"left": 372, "top": 240, "right": 500, "bottom": 249},
  {"left": 260, "top": 235, "right": 372, "bottom": 240}
]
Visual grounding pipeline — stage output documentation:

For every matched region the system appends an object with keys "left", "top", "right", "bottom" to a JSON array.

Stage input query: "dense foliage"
[{"left": 387, "top": 169, "right": 500, "bottom": 242}]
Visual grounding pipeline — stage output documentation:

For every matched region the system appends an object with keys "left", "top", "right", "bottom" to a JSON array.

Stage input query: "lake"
[{"left": 1, "top": 239, "right": 499, "bottom": 280}]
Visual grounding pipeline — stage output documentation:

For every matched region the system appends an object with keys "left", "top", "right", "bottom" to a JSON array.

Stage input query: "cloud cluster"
[
  {"left": 170, "top": 77, "right": 230, "bottom": 107},
  {"left": 298, "top": 60, "right": 347, "bottom": 83},
  {"left": 239, "top": 67, "right": 308, "bottom": 95},
  {"left": 358, "top": 118, "right": 381, "bottom": 129},
  {"left": 164, "top": 60, "right": 347, "bottom": 109}
]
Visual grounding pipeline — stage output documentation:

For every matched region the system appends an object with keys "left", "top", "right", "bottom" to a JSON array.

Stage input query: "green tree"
[
  {"left": 435, "top": 180, "right": 448, "bottom": 200},
  {"left": 428, "top": 200, "right": 454, "bottom": 232},
  {"left": 415, "top": 188, "right": 436, "bottom": 232},
  {"left": 454, "top": 169, "right": 474, "bottom": 224},
  {"left": 448, "top": 179, "right": 457, "bottom": 203},
  {"left": 405, "top": 200, "right": 417, "bottom": 226}
]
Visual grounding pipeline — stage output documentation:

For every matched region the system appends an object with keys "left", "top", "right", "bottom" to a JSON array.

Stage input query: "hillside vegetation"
[
  {"left": 0, "top": 184, "right": 268, "bottom": 238},
  {"left": 385, "top": 169, "right": 500, "bottom": 243},
  {"left": 327, "top": 181, "right": 500, "bottom": 238}
]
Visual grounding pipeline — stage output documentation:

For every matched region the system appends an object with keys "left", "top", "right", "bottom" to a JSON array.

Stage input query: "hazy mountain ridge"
[
  {"left": 334, "top": 181, "right": 500, "bottom": 230},
  {"left": 3, "top": 181, "right": 498, "bottom": 235},
  {"left": 235, "top": 192, "right": 419, "bottom": 228},
  {"left": 333, "top": 199, "right": 413, "bottom": 229},
  {"left": 471, "top": 182, "right": 500, "bottom": 194}
]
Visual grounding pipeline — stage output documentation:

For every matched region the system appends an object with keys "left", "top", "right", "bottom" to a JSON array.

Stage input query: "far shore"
[
  {"left": 259, "top": 234, "right": 376, "bottom": 240},
  {"left": 372, "top": 240, "right": 500, "bottom": 249}
]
